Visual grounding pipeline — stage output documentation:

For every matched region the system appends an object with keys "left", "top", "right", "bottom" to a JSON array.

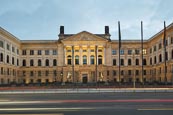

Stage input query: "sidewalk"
[{"left": 0, "top": 88, "right": 173, "bottom": 94}]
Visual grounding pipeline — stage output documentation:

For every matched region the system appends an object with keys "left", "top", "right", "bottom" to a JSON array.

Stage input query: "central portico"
[{"left": 60, "top": 28, "right": 111, "bottom": 83}]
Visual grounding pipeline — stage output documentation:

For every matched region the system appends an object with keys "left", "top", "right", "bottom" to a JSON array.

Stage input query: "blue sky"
[{"left": 0, "top": 0, "right": 173, "bottom": 40}]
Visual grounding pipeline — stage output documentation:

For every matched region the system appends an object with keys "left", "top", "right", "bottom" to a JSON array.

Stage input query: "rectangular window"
[
  {"left": 75, "top": 50, "right": 79, "bottom": 52},
  {"left": 120, "top": 50, "right": 124, "bottom": 55},
  {"left": 53, "top": 50, "right": 57, "bottom": 55},
  {"left": 90, "top": 49, "right": 94, "bottom": 52},
  {"left": 53, "top": 70, "right": 57, "bottom": 76},
  {"left": 98, "top": 49, "right": 102, "bottom": 52},
  {"left": 135, "top": 49, "right": 140, "bottom": 55},
  {"left": 30, "top": 71, "right": 34, "bottom": 76},
  {"left": 107, "top": 70, "right": 109, "bottom": 76},
  {"left": 112, "top": 50, "right": 116, "bottom": 55},
  {"left": 12, "top": 46, "right": 15, "bottom": 53},
  {"left": 7, "top": 68, "right": 10, "bottom": 75},
  {"left": 171, "top": 37, "right": 173, "bottom": 44},
  {"left": 142, "top": 49, "right": 147, "bottom": 55},
  {"left": 83, "top": 50, "right": 87, "bottom": 52},
  {"left": 159, "top": 43, "right": 162, "bottom": 49},
  {"left": 7, "top": 44, "right": 10, "bottom": 51},
  {"left": 45, "top": 70, "right": 49, "bottom": 76},
  {"left": 150, "top": 48, "right": 152, "bottom": 54},
  {"left": 143, "top": 70, "right": 146, "bottom": 75},
  {"left": 38, "top": 71, "right": 41, "bottom": 77},
  {"left": 67, "top": 50, "right": 71, "bottom": 52},
  {"left": 136, "top": 70, "right": 139, "bottom": 75},
  {"left": 128, "top": 50, "right": 132, "bottom": 55},
  {"left": 30, "top": 50, "right": 34, "bottom": 55},
  {"left": 154, "top": 45, "right": 156, "bottom": 52},
  {"left": 113, "top": 70, "right": 116, "bottom": 76},
  {"left": 1, "top": 67, "right": 3, "bottom": 75},
  {"left": 121, "top": 70, "right": 124, "bottom": 75},
  {"left": 17, "top": 49, "right": 19, "bottom": 55},
  {"left": 45, "top": 50, "right": 49, "bottom": 55},
  {"left": 38, "top": 50, "right": 42, "bottom": 55},
  {"left": 22, "top": 50, "right": 27, "bottom": 55},
  {"left": 23, "top": 71, "right": 26, "bottom": 76},
  {"left": 128, "top": 70, "right": 131, "bottom": 75},
  {"left": 165, "top": 40, "right": 168, "bottom": 46},
  {"left": 0, "top": 41, "right": 4, "bottom": 48}
]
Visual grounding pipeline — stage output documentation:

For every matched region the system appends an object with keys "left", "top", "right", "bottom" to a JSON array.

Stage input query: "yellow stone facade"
[{"left": 0, "top": 24, "right": 173, "bottom": 85}]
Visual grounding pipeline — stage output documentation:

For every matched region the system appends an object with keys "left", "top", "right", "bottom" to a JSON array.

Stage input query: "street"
[{"left": 0, "top": 92, "right": 173, "bottom": 115}]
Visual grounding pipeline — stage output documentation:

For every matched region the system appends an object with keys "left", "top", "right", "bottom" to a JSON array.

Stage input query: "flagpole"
[
  {"left": 118, "top": 21, "right": 121, "bottom": 85},
  {"left": 141, "top": 21, "right": 144, "bottom": 86},
  {"left": 163, "top": 21, "right": 167, "bottom": 84},
  {"left": 95, "top": 45, "right": 98, "bottom": 87}
]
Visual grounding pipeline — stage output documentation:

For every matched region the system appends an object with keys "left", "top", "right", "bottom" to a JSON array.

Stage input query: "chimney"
[
  {"left": 105, "top": 26, "right": 109, "bottom": 34},
  {"left": 60, "top": 26, "right": 64, "bottom": 34}
]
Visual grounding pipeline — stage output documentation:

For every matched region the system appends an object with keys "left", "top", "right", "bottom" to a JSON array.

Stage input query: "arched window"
[
  {"left": 75, "top": 55, "right": 79, "bottom": 65},
  {"left": 12, "top": 57, "right": 14, "bottom": 65},
  {"left": 30, "top": 59, "right": 34, "bottom": 66},
  {"left": 0, "top": 53, "right": 3, "bottom": 62},
  {"left": 83, "top": 55, "right": 87, "bottom": 65},
  {"left": 120, "top": 59, "right": 124, "bottom": 66},
  {"left": 38, "top": 59, "right": 41, "bottom": 66},
  {"left": 154, "top": 56, "right": 157, "bottom": 64},
  {"left": 45, "top": 59, "right": 49, "bottom": 66},
  {"left": 150, "top": 58, "right": 152, "bottom": 65},
  {"left": 22, "top": 59, "right": 26, "bottom": 66},
  {"left": 113, "top": 59, "right": 116, "bottom": 66},
  {"left": 17, "top": 59, "right": 19, "bottom": 66},
  {"left": 7, "top": 55, "right": 9, "bottom": 63},
  {"left": 128, "top": 59, "right": 131, "bottom": 65},
  {"left": 67, "top": 55, "right": 71, "bottom": 65},
  {"left": 53, "top": 59, "right": 57, "bottom": 66},
  {"left": 136, "top": 59, "right": 139, "bottom": 65},
  {"left": 159, "top": 54, "right": 162, "bottom": 62},
  {"left": 165, "top": 51, "right": 168, "bottom": 60},
  {"left": 90, "top": 55, "right": 94, "bottom": 65},
  {"left": 143, "top": 59, "right": 147, "bottom": 65},
  {"left": 98, "top": 55, "right": 102, "bottom": 65}
]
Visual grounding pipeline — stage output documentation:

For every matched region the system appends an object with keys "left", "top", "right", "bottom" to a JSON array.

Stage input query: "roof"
[{"left": 0, "top": 26, "right": 20, "bottom": 43}]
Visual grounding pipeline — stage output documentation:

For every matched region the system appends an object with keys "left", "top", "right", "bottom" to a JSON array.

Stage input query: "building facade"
[{"left": 0, "top": 24, "right": 173, "bottom": 85}]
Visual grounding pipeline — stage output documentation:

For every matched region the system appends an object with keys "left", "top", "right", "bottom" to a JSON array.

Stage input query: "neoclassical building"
[{"left": 0, "top": 24, "right": 173, "bottom": 85}]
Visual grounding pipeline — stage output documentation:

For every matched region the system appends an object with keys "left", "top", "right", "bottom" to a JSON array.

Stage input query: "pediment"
[{"left": 62, "top": 31, "right": 108, "bottom": 41}]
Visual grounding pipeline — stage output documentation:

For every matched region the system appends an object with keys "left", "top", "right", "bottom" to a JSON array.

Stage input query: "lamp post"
[{"left": 60, "top": 70, "right": 63, "bottom": 85}]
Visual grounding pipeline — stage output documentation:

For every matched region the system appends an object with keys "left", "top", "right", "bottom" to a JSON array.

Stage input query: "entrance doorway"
[{"left": 82, "top": 74, "right": 88, "bottom": 84}]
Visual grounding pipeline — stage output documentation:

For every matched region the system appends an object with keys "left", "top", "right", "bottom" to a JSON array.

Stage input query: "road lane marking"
[
  {"left": 0, "top": 107, "right": 94, "bottom": 111},
  {"left": 138, "top": 108, "right": 173, "bottom": 111},
  {"left": 0, "top": 113, "right": 64, "bottom": 115},
  {"left": 0, "top": 101, "right": 45, "bottom": 104},
  {"left": 0, "top": 99, "right": 173, "bottom": 105},
  {"left": 0, "top": 100, "right": 9, "bottom": 102}
]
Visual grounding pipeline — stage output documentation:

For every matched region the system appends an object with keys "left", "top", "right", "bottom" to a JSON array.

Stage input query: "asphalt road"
[{"left": 0, "top": 92, "right": 173, "bottom": 115}]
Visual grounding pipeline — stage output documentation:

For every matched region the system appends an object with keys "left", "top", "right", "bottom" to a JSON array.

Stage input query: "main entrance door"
[{"left": 82, "top": 74, "right": 88, "bottom": 84}]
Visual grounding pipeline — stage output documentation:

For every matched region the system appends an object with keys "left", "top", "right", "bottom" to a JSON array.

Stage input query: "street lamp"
[{"left": 60, "top": 71, "right": 63, "bottom": 85}]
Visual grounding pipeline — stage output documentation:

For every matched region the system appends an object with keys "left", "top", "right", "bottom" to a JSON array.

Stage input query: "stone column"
[
  {"left": 103, "top": 46, "right": 106, "bottom": 65},
  {"left": 64, "top": 47, "right": 66, "bottom": 65},
  {"left": 79, "top": 46, "right": 82, "bottom": 65},
  {"left": 88, "top": 46, "right": 90, "bottom": 65}
]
